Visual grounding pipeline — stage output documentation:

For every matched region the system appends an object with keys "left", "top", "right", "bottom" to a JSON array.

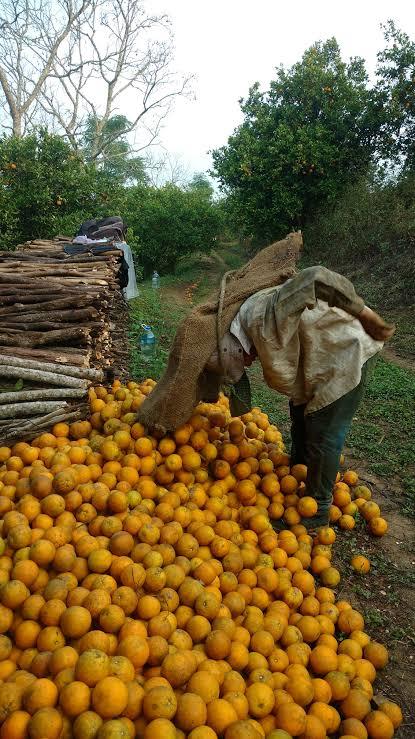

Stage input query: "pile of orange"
[{"left": 0, "top": 378, "right": 401, "bottom": 739}]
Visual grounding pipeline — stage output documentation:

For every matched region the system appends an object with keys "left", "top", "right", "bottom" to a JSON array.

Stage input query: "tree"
[
  {"left": 212, "top": 39, "right": 383, "bottom": 242},
  {"left": 83, "top": 115, "right": 148, "bottom": 185},
  {"left": 0, "top": 0, "right": 94, "bottom": 137},
  {"left": 376, "top": 21, "right": 415, "bottom": 170},
  {"left": 0, "top": 129, "right": 125, "bottom": 249},
  {"left": 188, "top": 172, "right": 214, "bottom": 199},
  {"left": 125, "top": 183, "right": 222, "bottom": 274},
  {"left": 0, "top": 0, "right": 191, "bottom": 160}
]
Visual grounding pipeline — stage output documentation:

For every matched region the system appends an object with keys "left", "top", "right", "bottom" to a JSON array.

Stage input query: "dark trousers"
[{"left": 289, "top": 357, "right": 376, "bottom": 524}]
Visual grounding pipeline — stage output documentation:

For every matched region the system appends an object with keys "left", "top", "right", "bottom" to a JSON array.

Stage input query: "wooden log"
[
  {"left": 0, "top": 366, "right": 88, "bottom": 388},
  {"left": 0, "top": 327, "right": 90, "bottom": 347},
  {"left": 0, "top": 355, "right": 102, "bottom": 380},
  {"left": 0, "top": 388, "right": 86, "bottom": 403},
  {"left": 0, "top": 400, "right": 67, "bottom": 419},
  {"left": 2, "top": 307, "right": 99, "bottom": 323},
  {"left": 0, "top": 347, "right": 90, "bottom": 367},
  {"left": 1, "top": 321, "right": 102, "bottom": 332},
  {"left": 0, "top": 409, "right": 86, "bottom": 443},
  {"left": 0, "top": 295, "right": 104, "bottom": 315}
]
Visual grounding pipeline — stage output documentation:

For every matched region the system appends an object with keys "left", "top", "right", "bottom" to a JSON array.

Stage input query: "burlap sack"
[{"left": 137, "top": 232, "right": 303, "bottom": 433}]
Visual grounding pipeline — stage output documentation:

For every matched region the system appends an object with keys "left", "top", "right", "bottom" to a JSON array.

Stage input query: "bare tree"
[
  {"left": 0, "top": 0, "right": 94, "bottom": 136},
  {"left": 0, "top": 0, "right": 192, "bottom": 161},
  {"left": 146, "top": 150, "right": 190, "bottom": 187}
]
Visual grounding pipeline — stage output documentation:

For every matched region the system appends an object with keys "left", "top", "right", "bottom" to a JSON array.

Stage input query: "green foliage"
[
  {"left": 187, "top": 172, "right": 214, "bottom": 199},
  {"left": 125, "top": 183, "right": 223, "bottom": 274},
  {"left": 304, "top": 172, "right": 415, "bottom": 302},
  {"left": 376, "top": 20, "right": 415, "bottom": 169},
  {"left": 0, "top": 130, "right": 125, "bottom": 249},
  {"left": 303, "top": 172, "right": 415, "bottom": 359},
  {"left": 212, "top": 38, "right": 384, "bottom": 241}
]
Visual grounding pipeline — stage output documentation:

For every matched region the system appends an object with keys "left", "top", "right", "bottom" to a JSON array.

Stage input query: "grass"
[
  {"left": 345, "top": 359, "right": 415, "bottom": 516},
  {"left": 129, "top": 281, "right": 187, "bottom": 382}
]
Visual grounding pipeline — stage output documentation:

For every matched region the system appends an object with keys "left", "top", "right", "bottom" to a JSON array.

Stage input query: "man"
[{"left": 206, "top": 266, "right": 395, "bottom": 530}]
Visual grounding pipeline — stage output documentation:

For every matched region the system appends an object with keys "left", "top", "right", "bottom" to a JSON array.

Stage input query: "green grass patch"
[
  {"left": 346, "top": 358, "right": 415, "bottom": 515},
  {"left": 129, "top": 281, "right": 187, "bottom": 381}
]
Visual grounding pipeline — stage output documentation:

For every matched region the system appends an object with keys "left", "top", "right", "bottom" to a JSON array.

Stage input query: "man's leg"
[
  {"left": 289, "top": 402, "right": 307, "bottom": 465},
  {"left": 303, "top": 356, "right": 377, "bottom": 529}
]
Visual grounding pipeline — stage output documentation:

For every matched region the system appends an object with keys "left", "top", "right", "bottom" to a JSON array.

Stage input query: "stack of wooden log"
[{"left": 0, "top": 236, "right": 131, "bottom": 443}]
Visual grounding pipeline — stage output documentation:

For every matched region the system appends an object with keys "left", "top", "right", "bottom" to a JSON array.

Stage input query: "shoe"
[{"left": 303, "top": 516, "right": 330, "bottom": 533}]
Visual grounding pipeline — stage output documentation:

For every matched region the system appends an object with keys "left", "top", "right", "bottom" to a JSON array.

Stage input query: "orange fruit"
[
  {"left": 364, "top": 710, "right": 394, "bottom": 739},
  {"left": 206, "top": 698, "right": 238, "bottom": 735}
]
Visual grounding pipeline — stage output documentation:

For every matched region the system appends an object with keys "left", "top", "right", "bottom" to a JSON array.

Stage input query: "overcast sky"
[{"left": 148, "top": 0, "right": 414, "bottom": 179}]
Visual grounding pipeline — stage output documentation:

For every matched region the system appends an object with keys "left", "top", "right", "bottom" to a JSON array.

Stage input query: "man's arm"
[
  {"left": 358, "top": 306, "right": 396, "bottom": 341},
  {"left": 275, "top": 266, "right": 396, "bottom": 341}
]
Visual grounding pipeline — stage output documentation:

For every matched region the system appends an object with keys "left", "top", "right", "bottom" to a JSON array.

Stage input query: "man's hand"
[{"left": 358, "top": 306, "right": 396, "bottom": 342}]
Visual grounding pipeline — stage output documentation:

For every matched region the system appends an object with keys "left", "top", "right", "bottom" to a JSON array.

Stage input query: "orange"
[
  {"left": 363, "top": 641, "right": 388, "bottom": 669},
  {"left": 23, "top": 678, "right": 58, "bottom": 713},
  {"left": 340, "top": 718, "right": 368, "bottom": 739},
  {"left": 368, "top": 517, "right": 388, "bottom": 536},
  {"left": 300, "top": 715, "right": 326, "bottom": 739},
  {"left": 325, "top": 670, "right": 350, "bottom": 700},
  {"left": 274, "top": 702, "right": 306, "bottom": 735},
  {"left": 364, "top": 710, "right": 394, "bottom": 739},
  {"left": 27, "top": 707, "right": 63, "bottom": 739},
  {"left": 143, "top": 686, "right": 177, "bottom": 720},
  {"left": 340, "top": 688, "right": 371, "bottom": 720},
  {"left": 143, "top": 718, "right": 177, "bottom": 739},
  {"left": 337, "top": 608, "right": 365, "bottom": 634},
  {"left": 245, "top": 682, "right": 274, "bottom": 718},
  {"left": 285, "top": 676, "right": 314, "bottom": 707},
  {"left": 0, "top": 710, "right": 31, "bottom": 739},
  {"left": 378, "top": 701, "right": 403, "bottom": 729},
  {"left": 91, "top": 676, "right": 128, "bottom": 718},
  {"left": 308, "top": 703, "right": 340, "bottom": 733},
  {"left": 187, "top": 671, "right": 220, "bottom": 703},
  {"left": 175, "top": 692, "right": 208, "bottom": 732},
  {"left": 351, "top": 555, "right": 370, "bottom": 574},
  {"left": 59, "top": 681, "right": 91, "bottom": 717},
  {"left": 206, "top": 698, "right": 238, "bottom": 735},
  {"left": 309, "top": 645, "right": 338, "bottom": 675}
]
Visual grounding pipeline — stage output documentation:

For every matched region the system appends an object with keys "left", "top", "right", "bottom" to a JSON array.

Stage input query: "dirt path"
[{"left": 383, "top": 346, "right": 415, "bottom": 374}]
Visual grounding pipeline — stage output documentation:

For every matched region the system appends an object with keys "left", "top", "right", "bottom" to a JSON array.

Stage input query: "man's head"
[{"left": 205, "top": 331, "right": 256, "bottom": 384}]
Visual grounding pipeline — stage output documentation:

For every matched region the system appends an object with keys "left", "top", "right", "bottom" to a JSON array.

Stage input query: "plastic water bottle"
[
  {"left": 152, "top": 271, "right": 160, "bottom": 289},
  {"left": 139, "top": 324, "right": 156, "bottom": 361}
]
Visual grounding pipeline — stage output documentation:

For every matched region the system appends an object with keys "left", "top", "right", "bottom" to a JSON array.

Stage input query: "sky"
[{"left": 143, "top": 0, "right": 415, "bottom": 180}]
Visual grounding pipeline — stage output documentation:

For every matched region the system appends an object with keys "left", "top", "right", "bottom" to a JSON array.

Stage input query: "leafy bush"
[
  {"left": 125, "top": 183, "right": 223, "bottom": 275},
  {"left": 304, "top": 173, "right": 415, "bottom": 308}
]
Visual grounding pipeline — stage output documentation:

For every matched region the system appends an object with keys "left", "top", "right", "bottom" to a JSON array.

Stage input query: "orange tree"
[
  {"left": 0, "top": 130, "right": 125, "bottom": 249},
  {"left": 211, "top": 38, "right": 385, "bottom": 243}
]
